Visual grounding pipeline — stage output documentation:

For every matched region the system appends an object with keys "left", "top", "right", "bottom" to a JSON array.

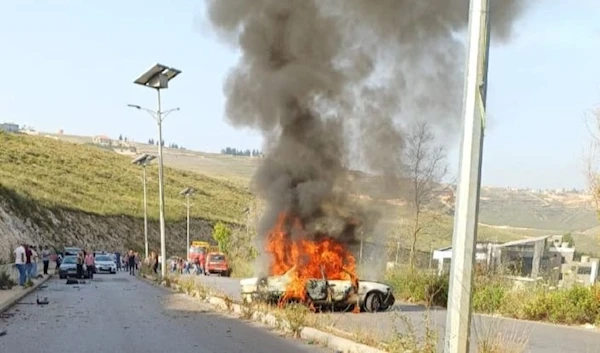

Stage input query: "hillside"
[
  {"left": 7, "top": 131, "right": 600, "bottom": 259},
  {"left": 0, "top": 132, "right": 253, "bottom": 262}
]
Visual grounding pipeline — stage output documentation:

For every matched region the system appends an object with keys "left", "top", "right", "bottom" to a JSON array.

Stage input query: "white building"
[{"left": 0, "top": 122, "right": 19, "bottom": 133}]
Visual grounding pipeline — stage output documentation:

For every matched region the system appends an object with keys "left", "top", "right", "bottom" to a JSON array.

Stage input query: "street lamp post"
[
  {"left": 130, "top": 63, "right": 182, "bottom": 278},
  {"left": 132, "top": 153, "right": 156, "bottom": 260},
  {"left": 443, "top": 0, "right": 491, "bottom": 352},
  {"left": 180, "top": 187, "right": 195, "bottom": 261}
]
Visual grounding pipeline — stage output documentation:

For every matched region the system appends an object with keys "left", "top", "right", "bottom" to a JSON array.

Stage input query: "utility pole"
[
  {"left": 131, "top": 63, "right": 182, "bottom": 278},
  {"left": 443, "top": 0, "right": 491, "bottom": 352},
  {"left": 185, "top": 193, "right": 191, "bottom": 260},
  {"left": 180, "top": 187, "right": 195, "bottom": 261},
  {"left": 156, "top": 88, "right": 167, "bottom": 277},
  {"left": 132, "top": 154, "right": 156, "bottom": 260},
  {"left": 142, "top": 164, "right": 149, "bottom": 259}
]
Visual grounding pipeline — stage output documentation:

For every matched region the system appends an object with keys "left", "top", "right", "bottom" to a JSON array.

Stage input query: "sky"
[{"left": 1, "top": 1, "right": 599, "bottom": 190}]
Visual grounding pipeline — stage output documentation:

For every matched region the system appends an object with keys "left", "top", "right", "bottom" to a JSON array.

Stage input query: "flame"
[{"left": 266, "top": 212, "right": 360, "bottom": 311}]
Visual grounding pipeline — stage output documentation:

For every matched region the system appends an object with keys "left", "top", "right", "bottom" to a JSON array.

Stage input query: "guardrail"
[{"left": 0, "top": 261, "right": 46, "bottom": 282}]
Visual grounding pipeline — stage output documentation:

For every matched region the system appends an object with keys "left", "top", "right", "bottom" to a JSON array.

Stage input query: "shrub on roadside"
[
  {"left": 387, "top": 269, "right": 449, "bottom": 308},
  {"left": 389, "top": 267, "right": 600, "bottom": 326},
  {"left": 517, "top": 285, "right": 600, "bottom": 325},
  {"left": 0, "top": 269, "right": 16, "bottom": 290},
  {"left": 472, "top": 276, "right": 509, "bottom": 314}
]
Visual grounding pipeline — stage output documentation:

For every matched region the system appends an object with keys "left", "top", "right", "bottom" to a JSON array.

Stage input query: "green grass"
[
  {"left": 362, "top": 199, "right": 544, "bottom": 252},
  {"left": 0, "top": 132, "right": 253, "bottom": 224},
  {"left": 10, "top": 131, "right": 598, "bottom": 255}
]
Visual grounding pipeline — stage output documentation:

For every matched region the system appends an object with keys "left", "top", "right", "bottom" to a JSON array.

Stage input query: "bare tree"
[
  {"left": 404, "top": 121, "right": 448, "bottom": 270},
  {"left": 585, "top": 105, "right": 600, "bottom": 235}
]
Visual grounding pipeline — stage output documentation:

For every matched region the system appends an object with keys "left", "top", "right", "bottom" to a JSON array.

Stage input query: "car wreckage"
[{"left": 240, "top": 267, "right": 395, "bottom": 312}]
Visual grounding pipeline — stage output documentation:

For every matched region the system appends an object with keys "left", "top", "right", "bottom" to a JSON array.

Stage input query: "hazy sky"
[{"left": 1, "top": 1, "right": 599, "bottom": 190}]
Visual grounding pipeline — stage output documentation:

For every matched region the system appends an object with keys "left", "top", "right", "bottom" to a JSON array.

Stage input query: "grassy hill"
[
  {"left": 0, "top": 132, "right": 252, "bottom": 223},
  {"left": 0, "top": 132, "right": 254, "bottom": 262},
  {"left": 7, "top": 131, "right": 599, "bottom": 260}
]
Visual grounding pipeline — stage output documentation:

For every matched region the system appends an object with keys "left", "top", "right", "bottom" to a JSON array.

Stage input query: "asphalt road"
[
  {"left": 0, "top": 273, "right": 329, "bottom": 353},
  {"left": 187, "top": 274, "right": 600, "bottom": 353}
]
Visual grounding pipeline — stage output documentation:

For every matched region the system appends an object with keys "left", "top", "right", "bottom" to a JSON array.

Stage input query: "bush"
[
  {"left": 472, "top": 276, "right": 509, "bottom": 314},
  {"left": 0, "top": 269, "right": 16, "bottom": 290},
  {"left": 388, "top": 269, "right": 449, "bottom": 308},
  {"left": 389, "top": 267, "right": 600, "bottom": 326},
  {"left": 518, "top": 285, "right": 600, "bottom": 325}
]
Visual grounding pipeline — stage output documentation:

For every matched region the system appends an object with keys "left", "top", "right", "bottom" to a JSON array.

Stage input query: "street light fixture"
[
  {"left": 180, "top": 187, "right": 195, "bottom": 261},
  {"left": 132, "top": 153, "right": 156, "bottom": 260},
  {"left": 130, "top": 63, "right": 182, "bottom": 278}
]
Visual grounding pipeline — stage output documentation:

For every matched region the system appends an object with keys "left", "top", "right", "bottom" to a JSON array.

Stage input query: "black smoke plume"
[{"left": 203, "top": 0, "right": 533, "bottom": 274}]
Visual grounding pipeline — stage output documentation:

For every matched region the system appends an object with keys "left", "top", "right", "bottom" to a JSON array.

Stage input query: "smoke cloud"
[{"left": 203, "top": 0, "right": 532, "bottom": 275}]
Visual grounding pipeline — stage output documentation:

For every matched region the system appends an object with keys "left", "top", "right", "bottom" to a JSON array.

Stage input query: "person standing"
[
  {"left": 76, "top": 251, "right": 84, "bottom": 279},
  {"left": 128, "top": 250, "right": 136, "bottom": 276},
  {"left": 41, "top": 246, "right": 51, "bottom": 275},
  {"left": 13, "top": 243, "right": 27, "bottom": 286},
  {"left": 115, "top": 251, "right": 121, "bottom": 272},
  {"left": 30, "top": 246, "right": 39, "bottom": 278},
  {"left": 152, "top": 251, "right": 159, "bottom": 274},
  {"left": 24, "top": 244, "right": 33, "bottom": 281},
  {"left": 134, "top": 252, "right": 140, "bottom": 271},
  {"left": 199, "top": 249, "right": 206, "bottom": 275},
  {"left": 85, "top": 251, "right": 95, "bottom": 280}
]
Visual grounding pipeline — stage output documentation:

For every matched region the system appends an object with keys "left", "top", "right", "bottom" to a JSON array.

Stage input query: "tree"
[
  {"left": 403, "top": 121, "right": 448, "bottom": 270},
  {"left": 119, "top": 134, "right": 123, "bottom": 141},
  {"left": 212, "top": 221, "right": 232, "bottom": 254},
  {"left": 562, "top": 232, "right": 575, "bottom": 247},
  {"left": 585, "top": 105, "right": 600, "bottom": 246}
]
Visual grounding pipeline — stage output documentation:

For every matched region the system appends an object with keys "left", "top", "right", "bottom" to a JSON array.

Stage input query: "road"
[
  {"left": 188, "top": 274, "right": 600, "bottom": 352},
  {"left": 0, "top": 273, "right": 329, "bottom": 353}
]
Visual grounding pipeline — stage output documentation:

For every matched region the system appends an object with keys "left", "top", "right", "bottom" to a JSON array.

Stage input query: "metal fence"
[{"left": 348, "top": 239, "right": 434, "bottom": 270}]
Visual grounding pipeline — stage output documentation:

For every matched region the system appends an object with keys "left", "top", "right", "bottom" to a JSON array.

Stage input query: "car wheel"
[{"left": 365, "top": 291, "right": 383, "bottom": 313}]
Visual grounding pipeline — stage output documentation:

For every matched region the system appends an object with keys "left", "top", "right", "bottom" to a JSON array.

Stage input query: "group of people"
[
  {"left": 13, "top": 243, "right": 53, "bottom": 286},
  {"left": 13, "top": 244, "right": 166, "bottom": 283},
  {"left": 73, "top": 250, "right": 97, "bottom": 279},
  {"left": 170, "top": 256, "right": 205, "bottom": 275},
  {"left": 121, "top": 250, "right": 140, "bottom": 276}
]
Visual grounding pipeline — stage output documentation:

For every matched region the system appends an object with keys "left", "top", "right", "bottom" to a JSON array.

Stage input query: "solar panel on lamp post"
[
  {"left": 130, "top": 63, "right": 182, "bottom": 278},
  {"left": 132, "top": 153, "right": 156, "bottom": 260},
  {"left": 179, "top": 187, "right": 195, "bottom": 262}
]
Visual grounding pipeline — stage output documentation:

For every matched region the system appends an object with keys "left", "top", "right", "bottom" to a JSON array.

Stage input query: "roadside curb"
[
  {"left": 138, "top": 274, "right": 387, "bottom": 353},
  {"left": 0, "top": 275, "right": 53, "bottom": 314}
]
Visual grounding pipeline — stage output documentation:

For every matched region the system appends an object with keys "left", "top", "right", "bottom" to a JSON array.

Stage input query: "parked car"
[
  {"left": 240, "top": 267, "right": 395, "bottom": 312},
  {"left": 204, "top": 252, "right": 231, "bottom": 277},
  {"left": 58, "top": 255, "right": 90, "bottom": 279},
  {"left": 94, "top": 254, "right": 117, "bottom": 274},
  {"left": 63, "top": 247, "right": 81, "bottom": 256}
]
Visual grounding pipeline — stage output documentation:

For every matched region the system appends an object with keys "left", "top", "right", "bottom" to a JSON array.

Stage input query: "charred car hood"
[{"left": 240, "top": 276, "right": 392, "bottom": 294}]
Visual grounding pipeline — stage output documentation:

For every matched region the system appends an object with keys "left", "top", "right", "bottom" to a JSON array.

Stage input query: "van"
[
  {"left": 63, "top": 247, "right": 81, "bottom": 256},
  {"left": 204, "top": 252, "right": 231, "bottom": 277}
]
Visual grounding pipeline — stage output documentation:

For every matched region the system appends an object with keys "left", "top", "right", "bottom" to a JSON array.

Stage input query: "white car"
[
  {"left": 240, "top": 267, "right": 395, "bottom": 312},
  {"left": 94, "top": 254, "right": 117, "bottom": 274}
]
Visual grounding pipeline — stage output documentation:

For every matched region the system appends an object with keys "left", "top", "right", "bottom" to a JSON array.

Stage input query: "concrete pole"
[
  {"left": 186, "top": 194, "right": 190, "bottom": 261},
  {"left": 443, "top": 0, "right": 491, "bottom": 352},
  {"left": 143, "top": 165, "right": 149, "bottom": 260},
  {"left": 156, "top": 88, "right": 167, "bottom": 278}
]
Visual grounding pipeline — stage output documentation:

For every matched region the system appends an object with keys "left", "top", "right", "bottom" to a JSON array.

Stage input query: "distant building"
[
  {"left": 0, "top": 122, "right": 19, "bottom": 133},
  {"left": 433, "top": 235, "right": 564, "bottom": 279},
  {"left": 93, "top": 135, "right": 112, "bottom": 146}
]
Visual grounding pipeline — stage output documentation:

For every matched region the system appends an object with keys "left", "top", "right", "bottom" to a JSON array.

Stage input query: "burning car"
[{"left": 240, "top": 266, "right": 395, "bottom": 312}]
